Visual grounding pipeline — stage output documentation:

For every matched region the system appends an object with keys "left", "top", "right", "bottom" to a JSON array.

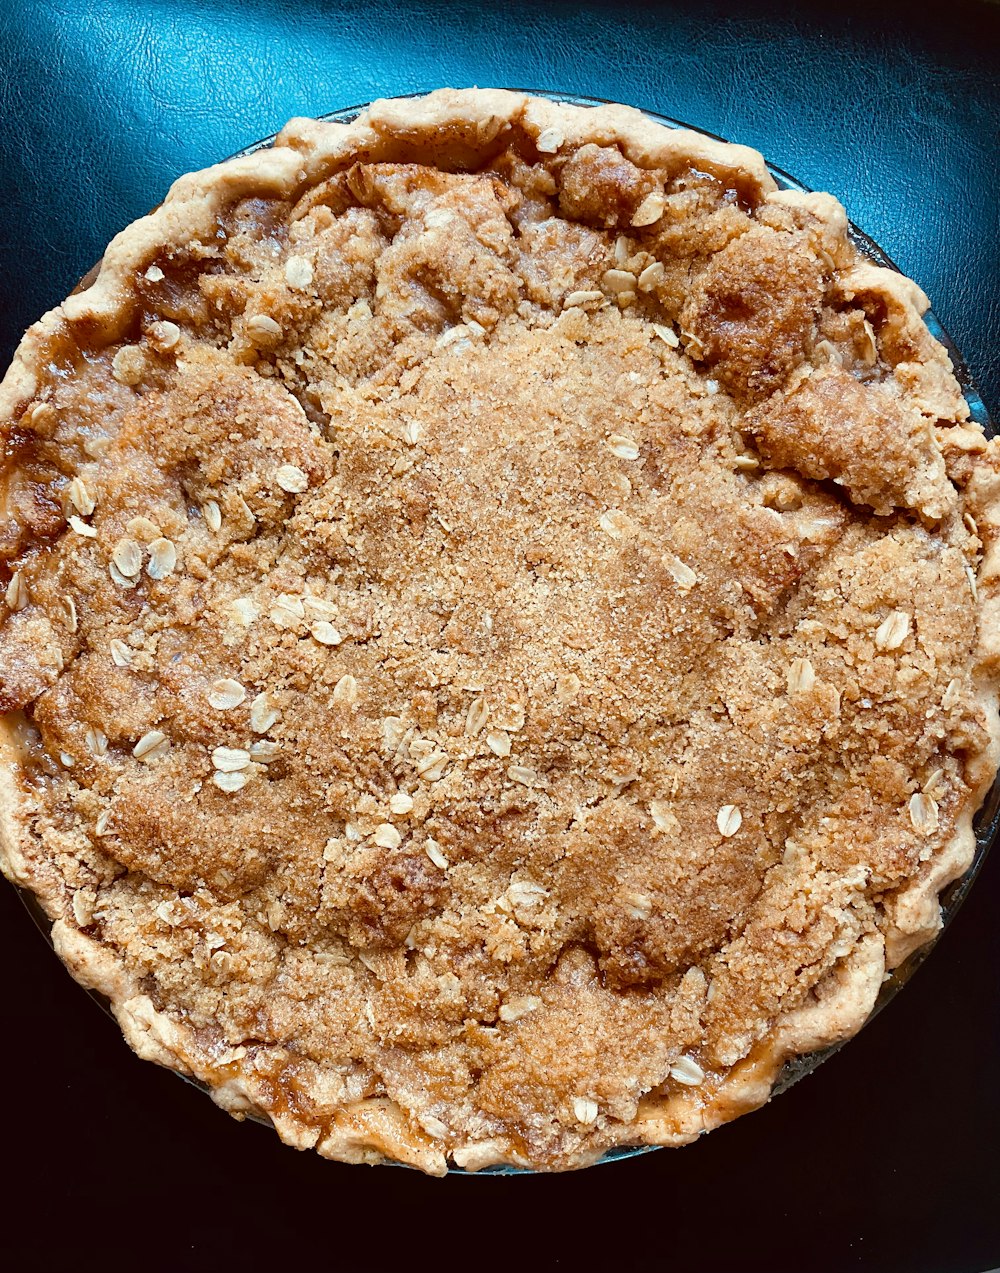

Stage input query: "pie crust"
[{"left": 1, "top": 89, "right": 998, "bottom": 1173}]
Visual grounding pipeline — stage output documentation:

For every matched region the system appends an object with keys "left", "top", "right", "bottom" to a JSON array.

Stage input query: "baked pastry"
[{"left": 1, "top": 89, "right": 997, "bottom": 1174}]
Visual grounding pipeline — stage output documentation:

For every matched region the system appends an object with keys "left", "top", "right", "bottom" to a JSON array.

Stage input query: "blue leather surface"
[{"left": 1, "top": 4, "right": 999, "bottom": 1271}]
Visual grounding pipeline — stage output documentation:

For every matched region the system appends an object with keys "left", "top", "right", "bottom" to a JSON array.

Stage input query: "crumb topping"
[{"left": 1, "top": 96, "right": 996, "bottom": 1173}]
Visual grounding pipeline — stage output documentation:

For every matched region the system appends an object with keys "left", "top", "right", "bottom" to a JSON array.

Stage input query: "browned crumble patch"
[{"left": 0, "top": 111, "right": 996, "bottom": 1173}]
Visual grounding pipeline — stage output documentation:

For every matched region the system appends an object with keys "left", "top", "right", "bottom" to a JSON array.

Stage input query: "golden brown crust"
[{"left": 0, "top": 88, "right": 997, "bottom": 1174}]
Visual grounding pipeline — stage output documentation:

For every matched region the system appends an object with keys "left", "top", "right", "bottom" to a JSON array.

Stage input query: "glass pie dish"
[{"left": 6, "top": 91, "right": 997, "bottom": 1173}]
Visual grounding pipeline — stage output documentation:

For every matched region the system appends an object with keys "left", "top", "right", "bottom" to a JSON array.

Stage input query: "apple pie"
[{"left": 1, "top": 89, "right": 997, "bottom": 1173}]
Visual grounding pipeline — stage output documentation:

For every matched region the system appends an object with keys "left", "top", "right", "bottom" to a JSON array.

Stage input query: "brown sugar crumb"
[
  {"left": 746, "top": 364, "right": 954, "bottom": 519},
  {"left": 0, "top": 93, "right": 995, "bottom": 1174},
  {"left": 679, "top": 224, "right": 825, "bottom": 399},
  {"left": 557, "top": 143, "right": 658, "bottom": 227}
]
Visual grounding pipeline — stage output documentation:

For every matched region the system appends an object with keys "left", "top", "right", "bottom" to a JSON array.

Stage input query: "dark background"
[{"left": 1, "top": 2, "right": 998, "bottom": 1270}]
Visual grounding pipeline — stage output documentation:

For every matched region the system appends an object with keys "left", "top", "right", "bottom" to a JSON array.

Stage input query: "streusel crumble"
[{"left": 1, "top": 90, "right": 997, "bottom": 1173}]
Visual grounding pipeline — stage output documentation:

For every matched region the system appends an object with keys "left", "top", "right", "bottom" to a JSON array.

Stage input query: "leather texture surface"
[{"left": 0, "top": 4, "right": 999, "bottom": 1272}]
